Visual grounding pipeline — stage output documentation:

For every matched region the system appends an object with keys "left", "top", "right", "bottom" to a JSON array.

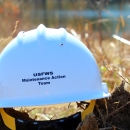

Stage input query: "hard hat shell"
[{"left": 0, "top": 24, "right": 110, "bottom": 108}]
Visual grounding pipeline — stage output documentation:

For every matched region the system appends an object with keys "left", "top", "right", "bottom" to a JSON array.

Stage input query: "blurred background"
[
  {"left": 1, "top": 0, "right": 130, "bottom": 37},
  {"left": 1, "top": 0, "right": 130, "bottom": 120}
]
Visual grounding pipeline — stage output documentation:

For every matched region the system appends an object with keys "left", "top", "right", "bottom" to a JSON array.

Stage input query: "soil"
[
  {"left": 0, "top": 80, "right": 130, "bottom": 130},
  {"left": 94, "top": 80, "right": 130, "bottom": 130}
]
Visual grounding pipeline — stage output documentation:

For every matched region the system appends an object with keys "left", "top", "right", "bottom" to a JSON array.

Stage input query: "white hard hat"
[{"left": 0, "top": 24, "right": 110, "bottom": 108}]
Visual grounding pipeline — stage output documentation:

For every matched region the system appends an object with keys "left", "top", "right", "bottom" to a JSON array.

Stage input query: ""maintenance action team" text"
[{"left": 22, "top": 71, "right": 66, "bottom": 85}]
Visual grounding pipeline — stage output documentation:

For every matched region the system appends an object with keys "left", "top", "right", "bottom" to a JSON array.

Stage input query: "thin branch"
[
  {"left": 0, "top": 21, "right": 19, "bottom": 44},
  {"left": 76, "top": 102, "right": 85, "bottom": 110},
  {"left": 104, "top": 99, "right": 108, "bottom": 117},
  {"left": 106, "top": 101, "right": 130, "bottom": 119},
  {"left": 68, "top": 102, "right": 71, "bottom": 109},
  {"left": 50, "top": 115, "right": 56, "bottom": 120},
  {"left": 105, "top": 64, "right": 130, "bottom": 86},
  {"left": 113, "top": 69, "right": 130, "bottom": 85},
  {"left": 10, "top": 21, "right": 19, "bottom": 38},
  {"left": 96, "top": 104, "right": 106, "bottom": 128},
  {"left": 27, "top": 108, "right": 36, "bottom": 113}
]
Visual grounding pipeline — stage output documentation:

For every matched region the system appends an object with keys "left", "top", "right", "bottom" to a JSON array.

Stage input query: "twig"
[
  {"left": 113, "top": 69, "right": 130, "bottom": 85},
  {"left": 27, "top": 108, "right": 36, "bottom": 113},
  {"left": 106, "top": 101, "right": 130, "bottom": 119},
  {"left": 10, "top": 21, "right": 19, "bottom": 38},
  {"left": 120, "top": 67, "right": 130, "bottom": 83},
  {"left": 80, "top": 101, "right": 90, "bottom": 109},
  {"left": 105, "top": 64, "right": 130, "bottom": 86},
  {"left": 76, "top": 102, "right": 85, "bottom": 110},
  {"left": 104, "top": 99, "right": 108, "bottom": 116},
  {"left": 0, "top": 38, "right": 4, "bottom": 44},
  {"left": 68, "top": 102, "right": 71, "bottom": 109},
  {"left": 96, "top": 104, "right": 106, "bottom": 128},
  {"left": 0, "top": 21, "right": 19, "bottom": 44},
  {"left": 86, "top": 113, "right": 124, "bottom": 130},
  {"left": 50, "top": 115, "right": 56, "bottom": 120}
]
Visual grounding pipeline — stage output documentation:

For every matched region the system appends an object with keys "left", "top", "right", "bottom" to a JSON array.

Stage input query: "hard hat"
[
  {"left": 0, "top": 24, "right": 110, "bottom": 130},
  {"left": 0, "top": 24, "right": 110, "bottom": 108}
]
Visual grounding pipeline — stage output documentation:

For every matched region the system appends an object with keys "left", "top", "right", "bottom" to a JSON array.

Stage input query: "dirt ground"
[
  {"left": 0, "top": 80, "right": 130, "bottom": 130},
  {"left": 94, "top": 80, "right": 130, "bottom": 130}
]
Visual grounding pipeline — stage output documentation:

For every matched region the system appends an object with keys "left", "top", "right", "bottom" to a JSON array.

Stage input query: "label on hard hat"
[
  {"left": 0, "top": 24, "right": 110, "bottom": 107},
  {"left": 22, "top": 71, "right": 66, "bottom": 86}
]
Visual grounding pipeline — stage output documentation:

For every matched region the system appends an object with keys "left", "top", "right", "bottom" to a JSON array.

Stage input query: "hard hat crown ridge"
[
  {"left": 36, "top": 24, "right": 67, "bottom": 44},
  {"left": 0, "top": 24, "right": 110, "bottom": 108}
]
